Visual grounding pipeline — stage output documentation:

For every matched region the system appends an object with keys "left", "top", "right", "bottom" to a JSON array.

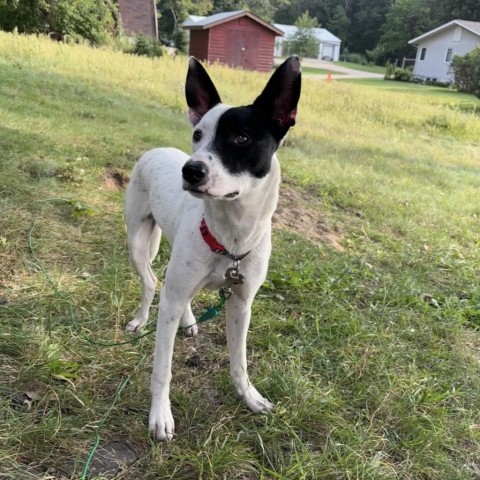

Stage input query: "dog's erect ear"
[
  {"left": 253, "top": 56, "right": 301, "bottom": 141},
  {"left": 185, "top": 57, "right": 222, "bottom": 126}
]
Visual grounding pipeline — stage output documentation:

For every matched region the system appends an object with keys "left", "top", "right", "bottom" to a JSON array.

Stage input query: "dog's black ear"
[
  {"left": 253, "top": 56, "right": 301, "bottom": 141},
  {"left": 185, "top": 57, "right": 222, "bottom": 126}
]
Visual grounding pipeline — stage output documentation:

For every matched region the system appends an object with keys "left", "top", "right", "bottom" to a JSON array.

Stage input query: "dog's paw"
[
  {"left": 125, "top": 316, "right": 146, "bottom": 333},
  {"left": 243, "top": 386, "right": 275, "bottom": 414},
  {"left": 149, "top": 403, "right": 175, "bottom": 441}
]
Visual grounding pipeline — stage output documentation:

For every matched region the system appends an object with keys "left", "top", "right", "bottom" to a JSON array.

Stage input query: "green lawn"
[
  {"left": 336, "top": 61, "right": 386, "bottom": 74},
  {"left": 338, "top": 78, "right": 480, "bottom": 109},
  {"left": 1, "top": 33, "right": 480, "bottom": 480},
  {"left": 302, "top": 66, "right": 345, "bottom": 75}
]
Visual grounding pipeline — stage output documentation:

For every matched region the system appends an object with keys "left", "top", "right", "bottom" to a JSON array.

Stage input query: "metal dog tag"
[{"left": 224, "top": 266, "right": 244, "bottom": 288}]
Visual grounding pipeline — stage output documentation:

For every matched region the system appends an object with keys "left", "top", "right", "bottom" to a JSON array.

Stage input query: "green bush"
[
  {"left": 450, "top": 46, "right": 480, "bottom": 98},
  {"left": 384, "top": 62, "right": 395, "bottom": 80},
  {"left": 384, "top": 65, "right": 413, "bottom": 83},
  {"left": 393, "top": 67, "right": 412, "bottom": 82},
  {"left": 174, "top": 29, "right": 188, "bottom": 54},
  {"left": 133, "top": 34, "right": 165, "bottom": 58}
]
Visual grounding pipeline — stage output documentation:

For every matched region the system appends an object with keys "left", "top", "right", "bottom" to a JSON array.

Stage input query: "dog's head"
[{"left": 182, "top": 57, "right": 301, "bottom": 200}]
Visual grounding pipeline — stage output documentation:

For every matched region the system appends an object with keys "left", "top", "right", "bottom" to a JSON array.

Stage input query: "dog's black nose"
[{"left": 182, "top": 160, "right": 209, "bottom": 186}]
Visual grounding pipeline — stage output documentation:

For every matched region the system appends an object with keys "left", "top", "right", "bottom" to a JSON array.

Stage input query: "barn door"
[{"left": 227, "top": 30, "right": 259, "bottom": 70}]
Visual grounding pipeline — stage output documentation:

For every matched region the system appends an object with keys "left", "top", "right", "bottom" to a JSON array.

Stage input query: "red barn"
[{"left": 182, "top": 11, "right": 283, "bottom": 72}]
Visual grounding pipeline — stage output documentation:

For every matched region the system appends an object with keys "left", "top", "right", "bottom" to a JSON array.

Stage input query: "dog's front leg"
[
  {"left": 226, "top": 294, "right": 274, "bottom": 413},
  {"left": 149, "top": 285, "right": 188, "bottom": 441}
]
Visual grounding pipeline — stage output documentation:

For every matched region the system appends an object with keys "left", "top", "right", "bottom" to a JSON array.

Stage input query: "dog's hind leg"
[
  {"left": 125, "top": 214, "right": 160, "bottom": 333},
  {"left": 149, "top": 223, "right": 162, "bottom": 264},
  {"left": 179, "top": 303, "right": 198, "bottom": 337}
]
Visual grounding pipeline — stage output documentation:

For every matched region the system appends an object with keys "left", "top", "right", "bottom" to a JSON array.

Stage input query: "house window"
[
  {"left": 453, "top": 26, "right": 462, "bottom": 42},
  {"left": 445, "top": 48, "right": 453, "bottom": 62},
  {"left": 420, "top": 47, "right": 427, "bottom": 61}
]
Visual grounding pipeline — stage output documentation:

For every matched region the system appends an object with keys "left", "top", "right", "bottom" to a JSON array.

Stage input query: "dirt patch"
[
  {"left": 274, "top": 185, "right": 343, "bottom": 251},
  {"left": 102, "top": 168, "right": 130, "bottom": 191}
]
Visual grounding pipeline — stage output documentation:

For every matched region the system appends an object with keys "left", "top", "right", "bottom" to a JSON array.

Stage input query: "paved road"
[{"left": 282, "top": 58, "right": 385, "bottom": 80}]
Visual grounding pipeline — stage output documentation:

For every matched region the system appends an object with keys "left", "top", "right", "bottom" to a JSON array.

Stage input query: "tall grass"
[{"left": 1, "top": 32, "right": 480, "bottom": 479}]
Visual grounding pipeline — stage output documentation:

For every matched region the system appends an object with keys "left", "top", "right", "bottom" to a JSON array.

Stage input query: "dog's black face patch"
[{"left": 210, "top": 106, "right": 279, "bottom": 178}]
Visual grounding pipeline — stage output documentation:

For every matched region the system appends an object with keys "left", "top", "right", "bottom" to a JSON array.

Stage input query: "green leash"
[{"left": 193, "top": 287, "right": 231, "bottom": 325}]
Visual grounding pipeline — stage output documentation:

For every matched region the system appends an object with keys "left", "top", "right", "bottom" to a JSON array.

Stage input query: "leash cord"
[
  {"left": 26, "top": 199, "right": 152, "bottom": 479},
  {"left": 27, "top": 200, "right": 157, "bottom": 347},
  {"left": 25, "top": 198, "right": 228, "bottom": 477}
]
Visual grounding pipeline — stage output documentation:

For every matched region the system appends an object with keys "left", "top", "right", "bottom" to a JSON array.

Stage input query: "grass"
[
  {"left": 336, "top": 61, "right": 386, "bottom": 74},
  {"left": 337, "top": 78, "right": 480, "bottom": 108},
  {"left": 1, "top": 32, "right": 480, "bottom": 479},
  {"left": 302, "top": 66, "right": 344, "bottom": 75}
]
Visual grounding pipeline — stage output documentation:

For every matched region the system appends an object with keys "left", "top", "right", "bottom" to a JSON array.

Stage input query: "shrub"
[
  {"left": 133, "top": 34, "right": 165, "bottom": 58},
  {"left": 384, "top": 62, "right": 395, "bottom": 80},
  {"left": 384, "top": 65, "right": 413, "bottom": 83},
  {"left": 450, "top": 46, "right": 480, "bottom": 98},
  {"left": 174, "top": 29, "right": 188, "bottom": 54},
  {"left": 340, "top": 52, "right": 368, "bottom": 65},
  {"left": 366, "top": 44, "right": 387, "bottom": 65},
  {"left": 393, "top": 67, "right": 413, "bottom": 82}
]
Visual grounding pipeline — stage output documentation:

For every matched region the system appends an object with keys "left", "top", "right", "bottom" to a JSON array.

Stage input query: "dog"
[{"left": 124, "top": 56, "right": 301, "bottom": 440}]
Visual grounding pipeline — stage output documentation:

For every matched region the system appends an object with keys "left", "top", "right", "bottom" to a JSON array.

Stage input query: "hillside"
[{"left": 1, "top": 33, "right": 480, "bottom": 479}]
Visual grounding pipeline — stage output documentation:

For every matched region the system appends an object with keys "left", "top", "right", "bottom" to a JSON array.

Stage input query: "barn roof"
[
  {"left": 408, "top": 19, "right": 480, "bottom": 44},
  {"left": 182, "top": 10, "right": 284, "bottom": 36},
  {"left": 274, "top": 23, "right": 341, "bottom": 44}
]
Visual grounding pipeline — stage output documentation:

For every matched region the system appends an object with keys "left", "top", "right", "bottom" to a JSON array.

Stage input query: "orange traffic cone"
[{"left": 327, "top": 71, "right": 332, "bottom": 84}]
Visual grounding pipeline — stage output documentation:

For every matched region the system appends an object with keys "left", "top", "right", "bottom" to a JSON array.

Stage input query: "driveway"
[{"left": 284, "top": 58, "right": 384, "bottom": 80}]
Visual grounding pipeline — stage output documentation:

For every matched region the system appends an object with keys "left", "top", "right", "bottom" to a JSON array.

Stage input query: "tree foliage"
[
  {"left": 287, "top": 11, "right": 319, "bottom": 58},
  {"left": 379, "top": 0, "right": 430, "bottom": 60},
  {"left": 0, "top": 0, "right": 118, "bottom": 45}
]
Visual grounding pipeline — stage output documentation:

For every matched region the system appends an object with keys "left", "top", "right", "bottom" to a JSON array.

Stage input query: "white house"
[
  {"left": 408, "top": 19, "right": 480, "bottom": 82},
  {"left": 274, "top": 23, "right": 341, "bottom": 61}
]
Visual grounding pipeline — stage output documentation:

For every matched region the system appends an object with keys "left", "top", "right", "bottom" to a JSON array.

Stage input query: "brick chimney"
[{"left": 118, "top": 0, "right": 158, "bottom": 39}]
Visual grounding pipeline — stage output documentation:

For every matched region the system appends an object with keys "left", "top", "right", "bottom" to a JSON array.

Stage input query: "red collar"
[{"left": 199, "top": 216, "right": 249, "bottom": 261}]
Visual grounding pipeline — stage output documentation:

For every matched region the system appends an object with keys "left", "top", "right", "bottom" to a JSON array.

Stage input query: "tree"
[
  {"left": 347, "top": 0, "right": 392, "bottom": 53},
  {"left": 287, "top": 11, "right": 319, "bottom": 58},
  {"left": 326, "top": 5, "right": 349, "bottom": 41},
  {"left": 0, "top": 0, "right": 118, "bottom": 44},
  {"left": 428, "top": 0, "right": 480, "bottom": 25},
  {"left": 450, "top": 46, "right": 480, "bottom": 97},
  {"left": 157, "top": 0, "right": 212, "bottom": 46},
  {"left": 211, "top": 0, "right": 291, "bottom": 22},
  {"left": 379, "top": 0, "right": 430, "bottom": 61},
  {"left": 0, "top": 0, "right": 50, "bottom": 33},
  {"left": 52, "top": 0, "right": 117, "bottom": 45}
]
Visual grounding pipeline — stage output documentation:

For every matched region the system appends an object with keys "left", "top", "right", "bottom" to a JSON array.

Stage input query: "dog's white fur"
[{"left": 124, "top": 59, "right": 299, "bottom": 441}]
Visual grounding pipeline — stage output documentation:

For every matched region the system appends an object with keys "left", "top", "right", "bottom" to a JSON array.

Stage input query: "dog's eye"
[
  {"left": 234, "top": 134, "right": 249, "bottom": 145},
  {"left": 193, "top": 130, "right": 202, "bottom": 142}
]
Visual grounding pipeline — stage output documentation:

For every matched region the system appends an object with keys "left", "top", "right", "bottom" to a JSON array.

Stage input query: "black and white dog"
[{"left": 125, "top": 57, "right": 301, "bottom": 440}]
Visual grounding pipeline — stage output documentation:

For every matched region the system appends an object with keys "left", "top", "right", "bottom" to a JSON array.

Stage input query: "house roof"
[
  {"left": 182, "top": 10, "right": 284, "bottom": 36},
  {"left": 274, "top": 23, "right": 341, "bottom": 44},
  {"left": 408, "top": 19, "right": 480, "bottom": 44}
]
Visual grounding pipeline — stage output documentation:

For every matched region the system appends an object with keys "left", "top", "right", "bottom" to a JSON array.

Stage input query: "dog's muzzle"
[{"left": 182, "top": 160, "right": 209, "bottom": 187}]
